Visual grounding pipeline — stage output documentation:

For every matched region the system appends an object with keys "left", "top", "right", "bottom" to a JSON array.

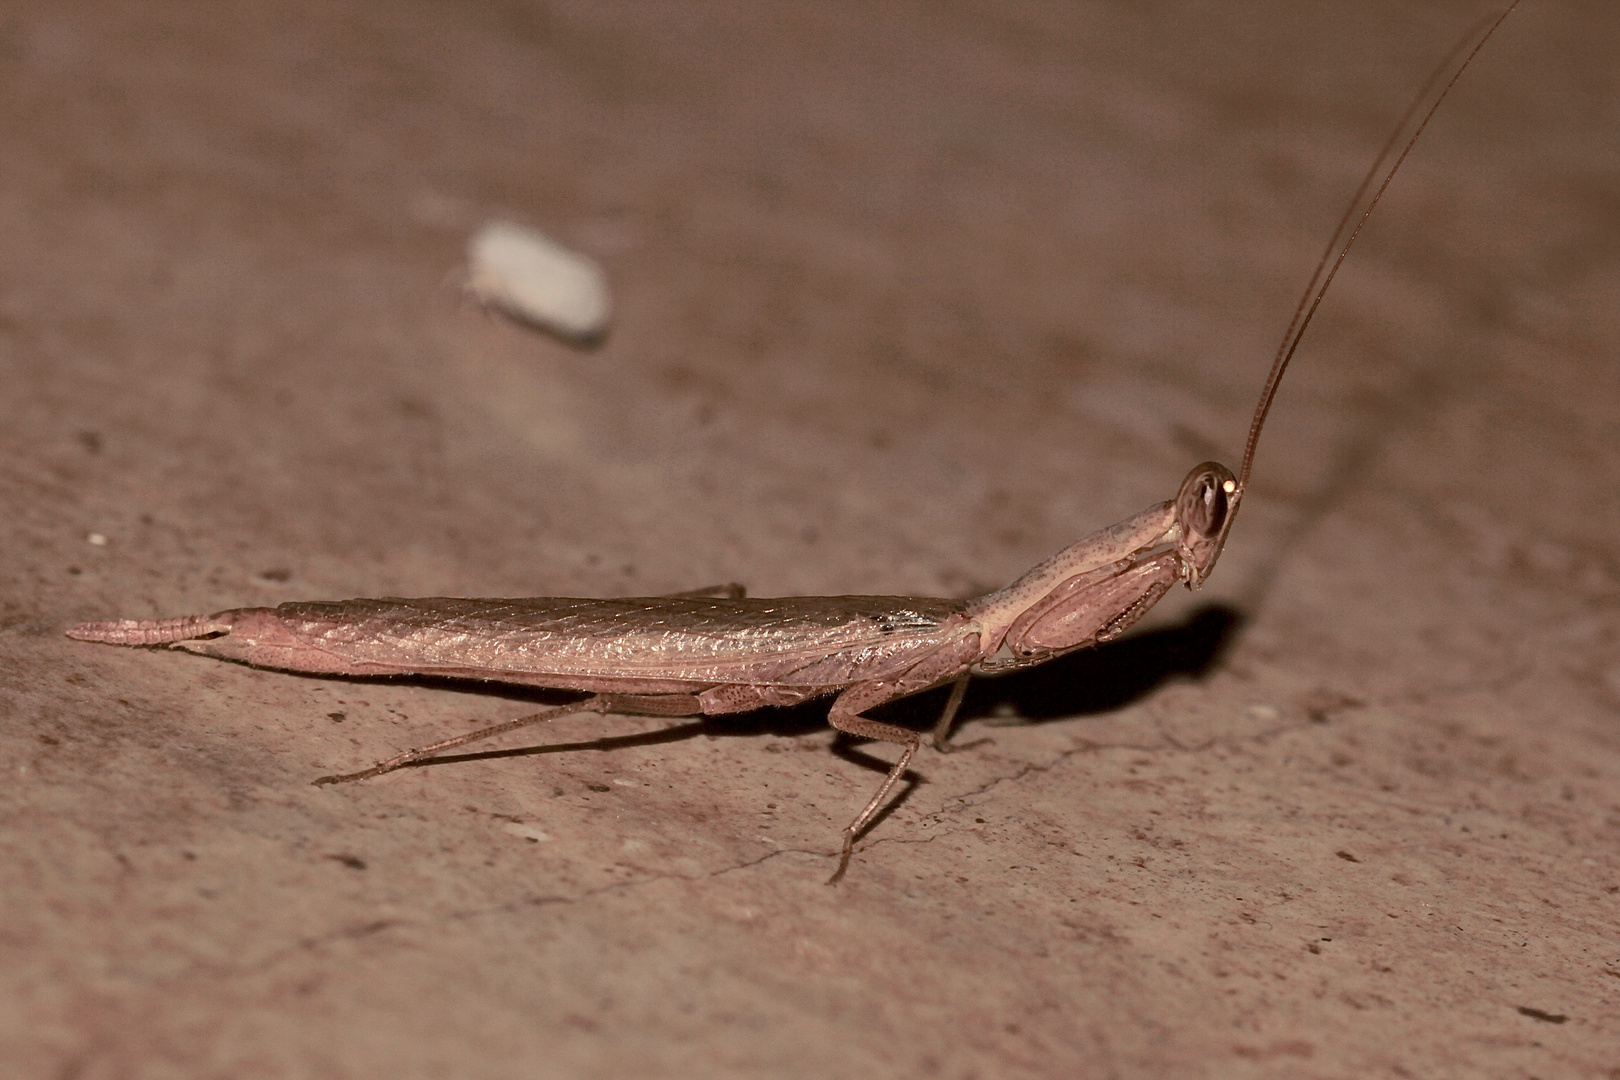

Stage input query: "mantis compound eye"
[
  {"left": 1187, "top": 471, "right": 1229, "bottom": 538},
  {"left": 1174, "top": 462, "right": 1238, "bottom": 586}
]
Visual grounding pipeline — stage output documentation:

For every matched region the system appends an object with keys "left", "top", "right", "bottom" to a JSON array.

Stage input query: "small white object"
[
  {"left": 86, "top": 533, "right": 108, "bottom": 546},
  {"left": 465, "top": 221, "right": 611, "bottom": 342}
]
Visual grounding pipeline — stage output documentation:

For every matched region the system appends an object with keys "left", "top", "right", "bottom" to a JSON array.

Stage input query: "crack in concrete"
[
  {"left": 443, "top": 843, "right": 827, "bottom": 924},
  {"left": 238, "top": 915, "right": 403, "bottom": 977}
]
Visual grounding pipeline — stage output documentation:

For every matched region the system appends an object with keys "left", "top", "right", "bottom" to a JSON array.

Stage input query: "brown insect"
[{"left": 67, "top": 4, "right": 1520, "bottom": 882}]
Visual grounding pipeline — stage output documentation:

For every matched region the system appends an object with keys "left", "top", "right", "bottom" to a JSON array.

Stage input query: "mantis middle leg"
[{"left": 825, "top": 638, "right": 981, "bottom": 883}]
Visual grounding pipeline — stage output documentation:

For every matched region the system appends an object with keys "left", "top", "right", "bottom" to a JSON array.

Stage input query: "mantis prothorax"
[{"left": 67, "top": 3, "right": 1521, "bottom": 882}]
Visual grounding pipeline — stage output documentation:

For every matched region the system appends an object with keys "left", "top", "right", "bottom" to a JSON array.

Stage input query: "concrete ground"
[{"left": 3, "top": 1, "right": 1618, "bottom": 1077}]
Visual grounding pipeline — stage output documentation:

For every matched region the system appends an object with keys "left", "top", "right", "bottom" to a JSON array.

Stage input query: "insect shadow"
[{"left": 964, "top": 602, "right": 1241, "bottom": 723}]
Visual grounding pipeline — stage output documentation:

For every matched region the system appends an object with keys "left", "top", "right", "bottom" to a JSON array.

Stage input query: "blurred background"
[{"left": 3, "top": 2, "right": 1617, "bottom": 1076}]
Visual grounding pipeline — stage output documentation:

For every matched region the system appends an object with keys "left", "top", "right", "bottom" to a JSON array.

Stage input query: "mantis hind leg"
[{"left": 311, "top": 691, "right": 704, "bottom": 786}]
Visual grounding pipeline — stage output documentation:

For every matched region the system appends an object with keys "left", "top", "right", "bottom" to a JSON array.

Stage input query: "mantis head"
[
  {"left": 1173, "top": 462, "right": 1238, "bottom": 589},
  {"left": 1169, "top": 5, "right": 1523, "bottom": 595}
]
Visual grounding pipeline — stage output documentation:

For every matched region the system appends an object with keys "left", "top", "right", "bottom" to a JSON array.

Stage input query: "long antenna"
[{"left": 1235, "top": 0, "right": 1522, "bottom": 495}]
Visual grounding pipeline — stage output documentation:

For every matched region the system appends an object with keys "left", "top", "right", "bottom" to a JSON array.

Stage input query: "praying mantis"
[{"left": 66, "top": 4, "right": 1521, "bottom": 883}]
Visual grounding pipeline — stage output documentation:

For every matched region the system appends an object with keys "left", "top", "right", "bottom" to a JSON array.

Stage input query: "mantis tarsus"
[{"left": 67, "top": 4, "right": 1521, "bottom": 883}]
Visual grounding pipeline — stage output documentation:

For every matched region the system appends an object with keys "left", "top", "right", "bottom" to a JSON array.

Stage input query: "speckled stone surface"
[{"left": 3, "top": 2, "right": 1617, "bottom": 1076}]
